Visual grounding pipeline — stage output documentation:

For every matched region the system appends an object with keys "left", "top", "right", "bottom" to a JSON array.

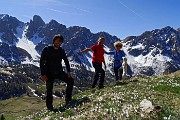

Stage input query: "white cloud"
[{"left": 46, "top": 8, "right": 83, "bottom": 15}]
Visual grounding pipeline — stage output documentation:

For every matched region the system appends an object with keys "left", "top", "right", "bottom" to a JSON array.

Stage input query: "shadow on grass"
[
  {"left": 129, "top": 79, "right": 138, "bottom": 83},
  {"left": 115, "top": 81, "right": 129, "bottom": 86},
  {"left": 115, "top": 79, "right": 139, "bottom": 86},
  {"left": 57, "top": 97, "right": 90, "bottom": 112}
]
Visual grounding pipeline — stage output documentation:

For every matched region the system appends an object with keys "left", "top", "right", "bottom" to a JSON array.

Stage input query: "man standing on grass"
[{"left": 40, "top": 34, "right": 74, "bottom": 110}]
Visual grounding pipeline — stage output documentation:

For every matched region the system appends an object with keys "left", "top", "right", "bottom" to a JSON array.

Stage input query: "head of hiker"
[
  {"left": 98, "top": 37, "right": 105, "bottom": 46},
  {"left": 53, "top": 34, "right": 64, "bottom": 49},
  {"left": 114, "top": 41, "right": 123, "bottom": 50}
]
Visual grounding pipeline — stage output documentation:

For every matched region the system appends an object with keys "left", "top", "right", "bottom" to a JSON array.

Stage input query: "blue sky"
[{"left": 0, "top": 0, "right": 180, "bottom": 39}]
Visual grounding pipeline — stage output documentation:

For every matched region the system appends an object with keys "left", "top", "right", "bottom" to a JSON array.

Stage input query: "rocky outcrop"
[
  {"left": 0, "top": 14, "right": 23, "bottom": 44},
  {"left": 26, "top": 15, "right": 45, "bottom": 39}
]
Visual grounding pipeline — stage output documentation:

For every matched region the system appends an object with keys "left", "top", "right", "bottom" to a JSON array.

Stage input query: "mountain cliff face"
[
  {"left": 0, "top": 14, "right": 180, "bottom": 76},
  {"left": 0, "top": 15, "right": 31, "bottom": 63},
  {"left": 122, "top": 26, "right": 180, "bottom": 75},
  {"left": 26, "top": 15, "right": 45, "bottom": 39}
]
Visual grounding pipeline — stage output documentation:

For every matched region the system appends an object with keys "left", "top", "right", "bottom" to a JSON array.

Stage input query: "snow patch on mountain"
[
  {"left": 0, "top": 33, "right": 3, "bottom": 42},
  {"left": 0, "top": 14, "right": 7, "bottom": 20},
  {"left": 0, "top": 56, "right": 8, "bottom": 65},
  {"left": 16, "top": 25, "right": 40, "bottom": 60},
  {"left": 131, "top": 43, "right": 144, "bottom": 49},
  {"left": 21, "top": 57, "right": 40, "bottom": 67},
  {"left": 125, "top": 42, "right": 172, "bottom": 64},
  {"left": 73, "top": 48, "right": 94, "bottom": 71},
  {"left": 104, "top": 45, "right": 114, "bottom": 74},
  {"left": 122, "top": 38, "right": 175, "bottom": 76}
]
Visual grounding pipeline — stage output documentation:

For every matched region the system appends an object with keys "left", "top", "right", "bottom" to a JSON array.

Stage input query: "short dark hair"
[
  {"left": 98, "top": 36, "right": 105, "bottom": 42},
  {"left": 53, "top": 34, "right": 64, "bottom": 43}
]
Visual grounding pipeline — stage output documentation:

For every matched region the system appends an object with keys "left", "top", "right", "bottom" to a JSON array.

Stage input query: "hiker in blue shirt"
[{"left": 106, "top": 41, "right": 126, "bottom": 81}]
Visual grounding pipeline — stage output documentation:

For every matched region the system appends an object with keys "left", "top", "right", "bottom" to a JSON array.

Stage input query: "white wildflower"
[
  {"left": 163, "top": 115, "right": 171, "bottom": 120},
  {"left": 42, "top": 116, "right": 51, "bottom": 120}
]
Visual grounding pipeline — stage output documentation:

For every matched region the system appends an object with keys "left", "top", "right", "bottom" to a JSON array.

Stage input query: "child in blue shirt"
[{"left": 106, "top": 41, "right": 125, "bottom": 81}]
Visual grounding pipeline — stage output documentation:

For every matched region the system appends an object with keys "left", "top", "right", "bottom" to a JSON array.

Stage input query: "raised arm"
[
  {"left": 77, "top": 48, "right": 91, "bottom": 54},
  {"left": 105, "top": 51, "right": 115, "bottom": 55}
]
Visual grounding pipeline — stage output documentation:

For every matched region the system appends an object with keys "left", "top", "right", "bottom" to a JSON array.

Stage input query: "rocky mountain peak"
[
  {"left": 125, "top": 26, "right": 179, "bottom": 53},
  {"left": 48, "top": 19, "right": 66, "bottom": 30},
  {"left": 177, "top": 28, "right": 180, "bottom": 32},
  {"left": 49, "top": 19, "right": 59, "bottom": 26},
  {"left": 0, "top": 14, "right": 22, "bottom": 30},
  {"left": 0, "top": 14, "right": 23, "bottom": 44},
  {"left": 32, "top": 15, "right": 45, "bottom": 26},
  {"left": 26, "top": 15, "right": 45, "bottom": 39},
  {"left": 0, "top": 14, "right": 9, "bottom": 20},
  {"left": 161, "top": 26, "right": 175, "bottom": 32}
]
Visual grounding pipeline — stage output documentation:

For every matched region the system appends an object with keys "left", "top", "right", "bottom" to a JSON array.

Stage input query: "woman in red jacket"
[{"left": 78, "top": 37, "right": 106, "bottom": 89}]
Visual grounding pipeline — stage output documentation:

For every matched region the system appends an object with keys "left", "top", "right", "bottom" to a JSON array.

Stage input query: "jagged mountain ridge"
[
  {"left": 0, "top": 14, "right": 118, "bottom": 65},
  {"left": 0, "top": 14, "right": 180, "bottom": 76},
  {"left": 123, "top": 26, "right": 180, "bottom": 75}
]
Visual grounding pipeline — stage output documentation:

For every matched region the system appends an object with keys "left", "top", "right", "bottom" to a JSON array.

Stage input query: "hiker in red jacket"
[
  {"left": 40, "top": 34, "right": 74, "bottom": 110},
  {"left": 78, "top": 37, "right": 106, "bottom": 89}
]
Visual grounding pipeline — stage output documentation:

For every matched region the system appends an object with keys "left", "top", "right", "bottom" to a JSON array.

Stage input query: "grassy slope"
[
  {"left": 0, "top": 96, "right": 44, "bottom": 119},
  {"left": 0, "top": 71, "right": 180, "bottom": 120},
  {"left": 0, "top": 96, "right": 62, "bottom": 120}
]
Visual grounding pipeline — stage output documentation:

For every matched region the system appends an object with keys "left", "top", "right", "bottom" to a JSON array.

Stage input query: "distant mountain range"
[{"left": 0, "top": 14, "right": 180, "bottom": 76}]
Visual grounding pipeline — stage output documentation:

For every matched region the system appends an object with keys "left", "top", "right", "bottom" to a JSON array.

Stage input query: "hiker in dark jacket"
[
  {"left": 40, "top": 34, "right": 74, "bottom": 110},
  {"left": 77, "top": 37, "right": 106, "bottom": 89},
  {"left": 105, "top": 41, "right": 126, "bottom": 81}
]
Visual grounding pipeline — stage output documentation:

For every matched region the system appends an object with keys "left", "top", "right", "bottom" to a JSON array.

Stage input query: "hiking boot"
[
  {"left": 92, "top": 85, "right": 96, "bottom": 88},
  {"left": 65, "top": 100, "right": 70, "bottom": 106},
  {"left": 65, "top": 98, "right": 72, "bottom": 106},
  {"left": 65, "top": 100, "right": 73, "bottom": 107},
  {"left": 47, "top": 106, "right": 58, "bottom": 112},
  {"left": 47, "top": 106, "right": 54, "bottom": 111},
  {"left": 115, "top": 81, "right": 120, "bottom": 85},
  {"left": 98, "top": 85, "right": 104, "bottom": 89}
]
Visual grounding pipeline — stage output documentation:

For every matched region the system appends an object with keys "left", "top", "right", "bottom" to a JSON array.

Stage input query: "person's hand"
[
  {"left": 67, "top": 72, "right": 71, "bottom": 78},
  {"left": 104, "top": 64, "right": 107, "bottom": 70},
  {"left": 124, "top": 62, "right": 128, "bottom": 66},
  {"left": 77, "top": 51, "right": 82, "bottom": 54},
  {"left": 41, "top": 75, "right": 48, "bottom": 81}
]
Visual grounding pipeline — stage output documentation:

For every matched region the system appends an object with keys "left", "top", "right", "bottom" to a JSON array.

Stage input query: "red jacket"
[{"left": 90, "top": 44, "right": 105, "bottom": 63}]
